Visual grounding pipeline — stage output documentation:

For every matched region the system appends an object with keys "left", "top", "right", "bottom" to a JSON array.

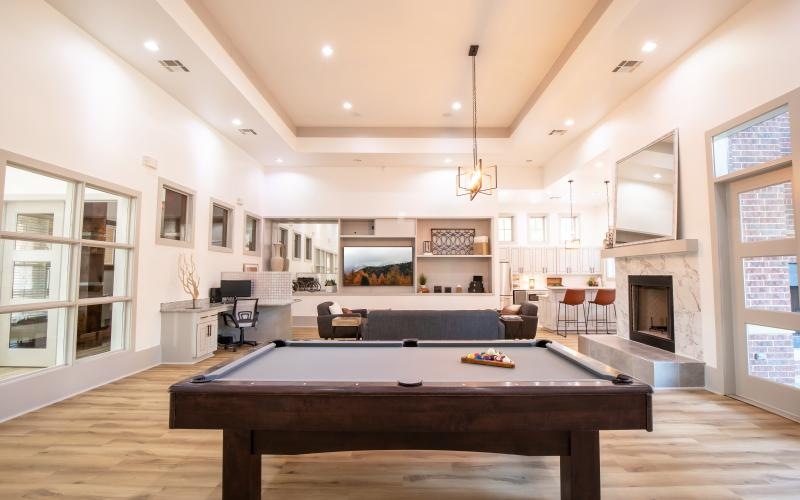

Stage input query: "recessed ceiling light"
[
  {"left": 594, "top": 161, "right": 603, "bottom": 168},
  {"left": 231, "top": 118, "right": 242, "bottom": 126},
  {"left": 451, "top": 101, "right": 462, "bottom": 111},
  {"left": 444, "top": 158, "right": 452, "bottom": 163},
  {"left": 143, "top": 40, "right": 160, "bottom": 52},
  {"left": 353, "top": 158, "right": 362, "bottom": 162},
  {"left": 342, "top": 101, "right": 353, "bottom": 110},
  {"left": 276, "top": 158, "right": 284, "bottom": 163},
  {"left": 641, "top": 41, "right": 658, "bottom": 53},
  {"left": 653, "top": 173, "right": 662, "bottom": 179},
  {"left": 564, "top": 118, "right": 575, "bottom": 127},
  {"left": 321, "top": 44, "right": 334, "bottom": 57}
]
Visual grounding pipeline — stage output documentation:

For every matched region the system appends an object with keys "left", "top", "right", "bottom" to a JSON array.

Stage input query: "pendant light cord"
[
  {"left": 472, "top": 53, "right": 478, "bottom": 169},
  {"left": 604, "top": 180, "right": 611, "bottom": 228}
]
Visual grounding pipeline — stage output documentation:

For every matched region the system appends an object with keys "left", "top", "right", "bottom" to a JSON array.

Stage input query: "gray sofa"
[{"left": 361, "top": 310, "right": 504, "bottom": 341}]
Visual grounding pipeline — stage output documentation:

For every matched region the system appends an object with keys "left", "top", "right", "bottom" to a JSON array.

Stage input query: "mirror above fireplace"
[{"left": 614, "top": 130, "right": 679, "bottom": 246}]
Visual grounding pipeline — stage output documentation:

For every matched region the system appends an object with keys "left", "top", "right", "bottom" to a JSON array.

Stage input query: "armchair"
[
  {"left": 317, "top": 301, "right": 367, "bottom": 339},
  {"left": 222, "top": 298, "right": 259, "bottom": 346},
  {"left": 503, "top": 301, "right": 539, "bottom": 339}
]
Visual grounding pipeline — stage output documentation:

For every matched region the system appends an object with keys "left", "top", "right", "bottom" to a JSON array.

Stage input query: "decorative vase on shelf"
[{"left": 270, "top": 243, "right": 285, "bottom": 272}]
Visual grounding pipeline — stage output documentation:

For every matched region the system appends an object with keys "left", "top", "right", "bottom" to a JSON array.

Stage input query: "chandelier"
[{"left": 456, "top": 45, "right": 497, "bottom": 200}]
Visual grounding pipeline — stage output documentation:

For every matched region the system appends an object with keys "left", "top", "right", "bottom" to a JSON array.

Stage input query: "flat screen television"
[{"left": 342, "top": 247, "right": 413, "bottom": 286}]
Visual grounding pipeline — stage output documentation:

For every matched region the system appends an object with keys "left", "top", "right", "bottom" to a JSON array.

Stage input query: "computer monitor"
[{"left": 220, "top": 280, "right": 252, "bottom": 300}]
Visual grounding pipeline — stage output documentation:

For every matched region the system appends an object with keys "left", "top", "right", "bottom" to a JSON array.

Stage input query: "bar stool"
[
  {"left": 587, "top": 289, "right": 617, "bottom": 334},
  {"left": 556, "top": 289, "right": 586, "bottom": 337}
]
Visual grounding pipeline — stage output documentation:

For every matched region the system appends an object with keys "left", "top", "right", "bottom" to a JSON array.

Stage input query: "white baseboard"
[
  {"left": 727, "top": 394, "right": 800, "bottom": 423},
  {"left": 0, "top": 345, "right": 161, "bottom": 423}
]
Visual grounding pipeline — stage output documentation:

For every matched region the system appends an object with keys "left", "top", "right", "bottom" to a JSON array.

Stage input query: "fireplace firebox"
[{"left": 628, "top": 275, "right": 675, "bottom": 352}]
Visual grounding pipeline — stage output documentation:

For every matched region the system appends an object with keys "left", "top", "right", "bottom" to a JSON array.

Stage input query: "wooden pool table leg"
[
  {"left": 223, "top": 429, "right": 261, "bottom": 500},
  {"left": 559, "top": 430, "right": 600, "bottom": 500}
]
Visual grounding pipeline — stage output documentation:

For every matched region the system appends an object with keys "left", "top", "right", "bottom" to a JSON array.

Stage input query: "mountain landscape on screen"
[{"left": 343, "top": 247, "right": 413, "bottom": 286}]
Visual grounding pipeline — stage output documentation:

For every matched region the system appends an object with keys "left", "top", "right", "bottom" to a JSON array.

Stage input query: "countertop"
[
  {"left": 160, "top": 300, "right": 294, "bottom": 314},
  {"left": 546, "top": 286, "right": 612, "bottom": 290}
]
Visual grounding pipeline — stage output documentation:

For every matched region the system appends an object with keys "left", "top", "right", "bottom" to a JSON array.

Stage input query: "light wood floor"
[{"left": 0, "top": 330, "right": 798, "bottom": 499}]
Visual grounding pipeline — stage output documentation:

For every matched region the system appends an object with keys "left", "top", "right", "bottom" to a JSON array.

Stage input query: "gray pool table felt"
[{"left": 213, "top": 344, "right": 599, "bottom": 383}]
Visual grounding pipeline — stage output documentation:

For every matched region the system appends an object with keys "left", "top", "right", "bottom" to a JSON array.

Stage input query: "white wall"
[
  {"left": 540, "top": 0, "right": 800, "bottom": 387},
  {"left": 262, "top": 164, "right": 547, "bottom": 219},
  {"left": 0, "top": 0, "right": 267, "bottom": 353}
]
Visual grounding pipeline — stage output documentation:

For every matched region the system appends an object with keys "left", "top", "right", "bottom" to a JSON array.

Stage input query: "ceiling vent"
[
  {"left": 159, "top": 60, "right": 190, "bottom": 72},
  {"left": 612, "top": 60, "right": 642, "bottom": 73},
  {"left": 549, "top": 129, "right": 567, "bottom": 136},
  {"left": 238, "top": 128, "right": 257, "bottom": 135}
]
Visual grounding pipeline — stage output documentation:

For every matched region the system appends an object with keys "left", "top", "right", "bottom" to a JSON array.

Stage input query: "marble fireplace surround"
[{"left": 615, "top": 252, "right": 703, "bottom": 361}]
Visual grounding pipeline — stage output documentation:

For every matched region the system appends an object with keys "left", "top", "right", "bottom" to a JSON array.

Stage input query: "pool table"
[{"left": 169, "top": 339, "right": 652, "bottom": 499}]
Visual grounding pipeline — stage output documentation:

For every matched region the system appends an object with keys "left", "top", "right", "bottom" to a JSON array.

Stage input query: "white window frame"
[
  {"left": 243, "top": 212, "right": 261, "bottom": 256},
  {"left": 292, "top": 232, "right": 302, "bottom": 260},
  {"left": 208, "top": 198, "right": 234, "bottom": 253},
  {"left": 156, "top": 177, "right": 194, "bottom": 248},
  {"left": 527, "top": 214, "right": 548, "bottom": 244},
  {"left": 559, "top": 214, "right": 581, "bottom": 243},
  {"left": 304, "top": 236, "right": 312, "bottom": 262},
  {"left": 497, "top": 215, "right": 514, "bottom": 243},
  {"left": 0, "top": 149, "right": 139, "bottom": 373}
]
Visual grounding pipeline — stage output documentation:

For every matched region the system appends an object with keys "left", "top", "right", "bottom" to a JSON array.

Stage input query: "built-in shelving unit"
[
  {"left": 272, "top": 216, "right": 496, "bottom": 298},
  {"left": 416, "top": 254, "right": 493, "bottom": 259},
  {"left": 414, "top": 217, "right": 493, "bottom": 295}
]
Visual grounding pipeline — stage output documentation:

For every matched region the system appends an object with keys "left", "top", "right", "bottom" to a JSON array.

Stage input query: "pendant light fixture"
[
  {"left": 565, "top": 179, "right": 581, "bottom": 249},
  {"left": 456, "top": 44, "right": 497, "bottom": 200},
  {"left": 603, "top": 180, "right": 614, "bottom": 248}
]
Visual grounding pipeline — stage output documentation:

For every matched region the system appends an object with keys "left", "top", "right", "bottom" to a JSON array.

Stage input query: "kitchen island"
[{"left": 539, "top": 287, "right": 617, "bottom": 334}]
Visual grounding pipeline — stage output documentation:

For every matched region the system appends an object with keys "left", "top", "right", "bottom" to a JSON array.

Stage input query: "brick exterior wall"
[
  {"left": 727, "top": 111, "right": 798, "bottom": 387},
  {"left": 726, "top": 112, "right": 792, "bottom": 173}
]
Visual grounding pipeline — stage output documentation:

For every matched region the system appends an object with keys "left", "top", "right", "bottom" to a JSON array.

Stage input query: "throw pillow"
[
  {"left": 501, "top": 304, "right": 522, "bottom": 315},
  {"left": 342, "top": 307, "right": 352, "bottom": 314},
  {"left": 328, "top": 302, "right": 344, "bottom": 315}
]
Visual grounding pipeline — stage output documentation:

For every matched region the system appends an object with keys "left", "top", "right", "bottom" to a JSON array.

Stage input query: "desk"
[
  {"left": 169, "top": 339, "right": 652, "bottom": 499},
  {"left": 160, "top": 301, "right": 292, "bottom": 363}
]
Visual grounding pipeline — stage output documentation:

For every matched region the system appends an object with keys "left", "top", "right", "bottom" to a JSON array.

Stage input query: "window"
[
  {"left": 244, "top": 213, "right": 259, "bottom": 255},
  {"left": 209, "top": 199, "right": 233, "bottom": 252},
  {"left": 497, "top": 216, "right": 514, "bottom": 243},
  {"left": 560, "top": 215, "right": 580, "bottom": 243},
  {"left": 0, "top": 152, "right": 136, "bottom": 378},
  {"left": 304, "top": 237, "right": 312, "bottom": 261},
  {"left": 528, "top": 215, "right": 547, "bottom": 244},
  {"left": 713, "top": 105, "right": 791, "bottom": 177},
  {"left": 293, "top": 232, "right": 302, "bottom": 260},
  {"left": 157, "top": 178, "right": 193, "bottom": 247}
]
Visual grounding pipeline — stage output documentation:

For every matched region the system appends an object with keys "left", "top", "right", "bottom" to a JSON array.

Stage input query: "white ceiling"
[
  {"left": 191, "top": 0, "right": 595, "bottom": 129},
  {"left": 46, "top": 0, "right": 749, "bottom": 197}
]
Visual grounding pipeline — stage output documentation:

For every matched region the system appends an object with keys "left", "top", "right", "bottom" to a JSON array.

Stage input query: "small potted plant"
[
  {"left": 325, "top": 278, "right": 338, "bottom": 293},
  {"left": 419, "top": 274, "right": 429, "bottom": 293}
]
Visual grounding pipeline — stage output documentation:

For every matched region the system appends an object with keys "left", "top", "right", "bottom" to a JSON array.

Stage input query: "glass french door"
[{"left": 728, "top": 166, "right": 799, "bottom": 418}]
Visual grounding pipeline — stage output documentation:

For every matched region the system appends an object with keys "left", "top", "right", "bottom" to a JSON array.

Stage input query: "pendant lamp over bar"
[
  {"left": 565, "top": 179, "right": 581, "bottom": 249},
  {"left": 456, "top": 44, "right": 498, "bottom": 200}
]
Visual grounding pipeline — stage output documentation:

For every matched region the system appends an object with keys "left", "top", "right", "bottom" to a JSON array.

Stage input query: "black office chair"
[{"left": 222, "top": 298, "right": 259, "bottom": 346}]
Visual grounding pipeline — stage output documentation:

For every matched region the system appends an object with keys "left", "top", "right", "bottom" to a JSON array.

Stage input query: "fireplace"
[{"left": 628, "top": 275, "right": 675, "bottom": 352}]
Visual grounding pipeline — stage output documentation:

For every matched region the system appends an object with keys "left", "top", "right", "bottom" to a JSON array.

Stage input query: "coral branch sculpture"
[{"left": 178, "top": 253, "right": 200, "bottom": 307}]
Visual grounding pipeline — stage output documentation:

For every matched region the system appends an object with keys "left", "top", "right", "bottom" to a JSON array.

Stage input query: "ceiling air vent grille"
[
  {"left": 612, "top": 60, "right": 642, "bottom": 73},
  {"left": 238, "top": 128, "right": 258, "bottom": 135},
  {"left": 548, "top": 129, "right": 567, "bottom": 136},
  {"left": 159, "top": 60, "right": 190, "bottom": 72}
]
